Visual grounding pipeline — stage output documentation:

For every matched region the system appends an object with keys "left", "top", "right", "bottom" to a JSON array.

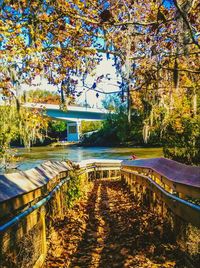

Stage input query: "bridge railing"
[
  {"left": 78, "top": 159, "right": 121, "bottom": 180},
  {"left": 121, "top": 158, "right": 200, "bottom": 264},
  {"left": 0, "top": 158, "right": 199, "bottom": 267},
  {"left": 0, "top": 161, "right": 72, "bottom": 268},
  {"left": 0, "top": 159, "right": 121, "bottom": 268},
  {"left": 122, "top": 168, "right": 199, "bottom": 200}
]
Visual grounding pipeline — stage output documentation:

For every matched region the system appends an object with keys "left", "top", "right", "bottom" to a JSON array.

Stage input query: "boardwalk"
[{"left": 45, "top": 178, "right": 184, "bottom": 268}]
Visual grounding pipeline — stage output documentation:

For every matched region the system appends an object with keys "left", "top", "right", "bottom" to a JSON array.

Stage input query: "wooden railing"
[
  {"left": 0, "top": 159, "right": 121, "bottom": 268},
  {"left": 121, "top": 158, "right": 200, "bottom": 227},
  {"left": 0, "top": 158, "right": 199, "bottom": 267},
  {"left": 122, "top": 158, "right": 200, "bottom": 200},
  {"left": 121, "top": 158, "right": 200, "bottom": 264},
  {"left": 121, "top": 169, "right": 200, "bottom": 227}
]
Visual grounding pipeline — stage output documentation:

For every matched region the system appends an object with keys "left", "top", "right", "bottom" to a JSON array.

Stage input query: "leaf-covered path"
[{"left": 45, "top": 179, "right": 184, "bottom": 268}]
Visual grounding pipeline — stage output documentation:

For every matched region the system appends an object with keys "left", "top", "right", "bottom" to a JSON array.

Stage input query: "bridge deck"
[{"left": 45, "top": 178, "right": 183, "bottom": 268}]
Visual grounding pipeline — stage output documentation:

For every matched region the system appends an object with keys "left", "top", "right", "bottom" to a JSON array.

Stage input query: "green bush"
[{"left": 66, "top": 171, "right": 83, "bottom": 208}]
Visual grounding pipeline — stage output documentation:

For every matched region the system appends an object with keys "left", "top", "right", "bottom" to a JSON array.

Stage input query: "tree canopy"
[{"left": 0, "top": 0, "right": 199, "bottom": 164}]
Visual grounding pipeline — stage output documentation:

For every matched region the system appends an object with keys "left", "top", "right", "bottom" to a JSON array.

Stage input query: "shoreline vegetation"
[{"left": 78, "top": 99, "right": 200, "bottom": 166}]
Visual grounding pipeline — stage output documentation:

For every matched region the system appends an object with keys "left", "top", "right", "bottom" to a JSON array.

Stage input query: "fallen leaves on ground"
[{"left": 45, "top": 179, "right": 185, "bottom": 268}]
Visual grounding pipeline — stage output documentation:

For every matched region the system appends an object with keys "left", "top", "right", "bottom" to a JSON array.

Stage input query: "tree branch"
[
  {"left": 173, "top": 0, "right": 200, "bottom": 49},
  {"left": 162, "top": 67, "right": 200, "bottom": 74}
]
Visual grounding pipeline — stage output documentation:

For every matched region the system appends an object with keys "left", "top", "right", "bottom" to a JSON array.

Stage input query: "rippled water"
[{"left": 14, "top": 146, "right": 163, "bottom": 171}]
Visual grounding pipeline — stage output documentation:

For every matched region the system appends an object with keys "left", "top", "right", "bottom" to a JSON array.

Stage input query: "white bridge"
[{"left": 24, "top": 103, "right": 109, "bottom": 142}]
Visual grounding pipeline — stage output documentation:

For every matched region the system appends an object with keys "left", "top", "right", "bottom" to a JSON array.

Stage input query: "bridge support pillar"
[{"left": 67, "top": 121, "right": 81, "bottom": 142}]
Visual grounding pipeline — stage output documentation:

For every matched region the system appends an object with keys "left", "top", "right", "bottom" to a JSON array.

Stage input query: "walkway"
[{"left": 45, "top": 179, "right": 184, "bottom": 268}]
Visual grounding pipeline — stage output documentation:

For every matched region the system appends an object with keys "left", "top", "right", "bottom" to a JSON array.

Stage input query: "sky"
[
  {"left": 76, "top": 56, "right": 121, "bottom": 108},
  {"left": 21, "top": 55, "right": 121, "bottom": 108}
]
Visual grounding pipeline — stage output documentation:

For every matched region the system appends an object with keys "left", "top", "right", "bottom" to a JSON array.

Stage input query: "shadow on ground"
[{"left": 45, "top": 179, "right": 185, "bottom": 268}]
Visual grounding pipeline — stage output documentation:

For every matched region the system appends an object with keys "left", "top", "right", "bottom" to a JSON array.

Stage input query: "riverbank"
[
  {"left": 78, "top": 135, "right": 162, "bottom": 148},
  {"left": 79, "top": 141, "right": 162, "bottom": 148},
  {"left": 50, "top": 141, "right": 78, "bottom": 147}
]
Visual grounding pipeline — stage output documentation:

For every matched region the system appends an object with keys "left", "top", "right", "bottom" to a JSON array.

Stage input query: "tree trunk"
[
  {"left": 127, "top": 83, "right": 131, "bottom": 124},
  {"left": 125, "top": 25, "right": 132, "bottom": 124}
]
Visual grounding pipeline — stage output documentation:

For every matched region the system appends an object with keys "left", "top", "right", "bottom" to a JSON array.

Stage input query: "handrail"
[
  {"left": 0, "top": 178, "right": 69, "bottom": 233},
  {"left": 0, "top": 159, "right": 121, "bottom": 223},
  {"left": 0, "top": 161, "right": 70, "bottom": 218},
  {"left": 122, "top": 158, "right": 200, "bottom": 199},
  {"left": 121, "top": 169, "right": 200, "bottom": 227},
  {"left": 0, "top": 158, "right": 199, "bottom": 268},
  {"left": 122, "top": 170, "right": 200, "bottom": 210}
]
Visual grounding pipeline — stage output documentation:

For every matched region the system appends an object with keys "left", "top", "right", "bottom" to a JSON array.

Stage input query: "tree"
[
  {"left": 26, "top": 89, "right": 60, "bottom": 104},
  {"left": 0, "top": 0, "right": 199, "bottom": 164},
  {"left": 47, "top": 120, "right": 67, "bottom": 140},
  {"left": 0, "top": 103, "right": 48, "bottom": 166},
  {"left": 80, "top": 121, "right": 102, "bottom": 134}
]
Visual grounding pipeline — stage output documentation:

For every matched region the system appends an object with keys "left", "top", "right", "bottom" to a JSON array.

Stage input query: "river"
[{"left": 14, "top": 146, "right": 163, "bottom": 171}]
